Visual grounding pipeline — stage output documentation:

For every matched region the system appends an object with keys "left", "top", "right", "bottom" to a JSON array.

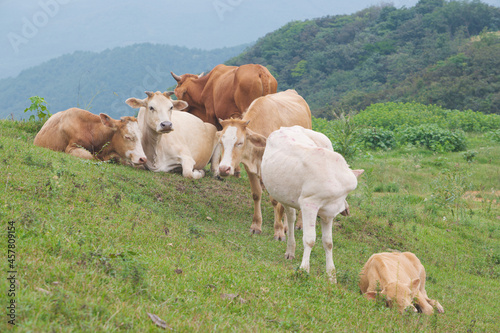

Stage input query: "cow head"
[
  {"left": 99, "top": 114, "right": 147, "bottom": 166},
  {"left": 170, "top": 71, "right": 204, "bottom": 103},
  {"left": 364, "top": 280, "right": 419, "bottom": 314},
  {"left": 217, "top": 118, "right": 267, "bottom": 177},
  {"left": 126, "top": 91, "right": 188, "bottom": 134}
]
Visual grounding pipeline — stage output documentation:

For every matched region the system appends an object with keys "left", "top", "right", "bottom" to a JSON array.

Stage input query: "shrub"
[
  {"left": 312, "top": 115, "right": 360, "bottom": 161},
  {"left": 358, "top": 128, "right": 395, "bottom": 150},
  {"left": 354, "top": 102, "right": 500, "bottom": 132},
  {"left": 485, "top": 129, "right": 500, "bottom": 143},
  {"left": 24, "top": 96, "right": 51, "bottom": 122},
  {"left": 398, "top": 124, "right": 467, "bottom": 152}
]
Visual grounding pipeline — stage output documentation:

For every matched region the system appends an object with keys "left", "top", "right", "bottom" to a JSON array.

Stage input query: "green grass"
[{"left": 1, "top": 119, "right": 499, "bottom": 332}]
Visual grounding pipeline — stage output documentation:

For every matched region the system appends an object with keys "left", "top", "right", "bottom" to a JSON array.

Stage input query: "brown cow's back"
[
  {"left": 34, "top": 108, "right": 112, "bottom": 153},
  {"left": 243, "top": 89, "right": 312, "bottom": 136},
  {"left": 175, "top": 64, "right": 277, "bottom": 129}
]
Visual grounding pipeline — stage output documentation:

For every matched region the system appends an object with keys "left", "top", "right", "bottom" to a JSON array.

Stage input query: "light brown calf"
[
  {"left": 34, "top": 108, "right": 147, "bottom": 165},
  {"left": 359, "top": 252, "right": 444, "bottom": 314}
]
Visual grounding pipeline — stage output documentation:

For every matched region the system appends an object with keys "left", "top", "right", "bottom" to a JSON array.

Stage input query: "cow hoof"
[
  {"left": 273, "top": 234, "right": 286, "bottom": 242},
  {"left": 295, "top": 225, "right": 303, "bottom": 230},
  {"left": 285, "top": 253, "right": 295, "bottom": 260},
  {"left": 250, "top": 229, "right": 262, "bottom": 235}
]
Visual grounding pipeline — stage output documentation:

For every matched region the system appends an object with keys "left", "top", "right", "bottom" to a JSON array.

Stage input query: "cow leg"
[
  {"left": 181, "top": 156, "right": 204, "bottom": 179},
  {"left": 321, "top": 216, "right": 336, "bottom": 283},
  {"left": 246, "top": 167, "right": 263, "bottom": 234},
  {"left": 65, "top": 144, "right": 94, "bottom": 160},
  {"left": 271, "top": 198, "right": 286, "bottom": 241},
  {"left": 284, "top": 206, "right": 296, "bottom": 259},
  {"left": 210, "top": 142, "right": 221, "bottom": 178},
  {"left": 417, "top": 284, "right": 444, "bottom": 314},
  {"left": 296, "top": 210, "right": 303, "bottom": 230},
  {"left": 299, "top": 204, "right": 320, "bottom": 274},
  {"left": 415, "top": 291, "right": 436, "bottom": 315}
]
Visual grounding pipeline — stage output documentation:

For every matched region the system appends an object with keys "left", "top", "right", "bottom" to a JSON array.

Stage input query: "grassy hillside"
[
  {"left": 0, "top": 43, "right": 248, "bottom": 120},
  {"left": 1, "top": 117, "right": 499, "bottom": 331},
  {"left": 227, "top": 0, "right": 500, "bottom": 116}
]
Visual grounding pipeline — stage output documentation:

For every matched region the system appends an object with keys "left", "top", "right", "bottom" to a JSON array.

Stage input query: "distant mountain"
[
  {"left": 227, "top": 0, "right": 500, "bottom": 116},
  {"left": 0, "top": 43, "right": 249, "bottom": 119}
]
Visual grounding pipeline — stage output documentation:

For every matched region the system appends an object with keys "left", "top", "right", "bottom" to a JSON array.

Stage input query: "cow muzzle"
[
  {"left": 218, "top": 165, "right": 232, "bottom": 177},
  {"left": 158, "top": 121, "right": 173, "bottom": 133}
]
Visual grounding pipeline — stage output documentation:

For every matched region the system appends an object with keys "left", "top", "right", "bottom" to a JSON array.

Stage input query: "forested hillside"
[
  {"left": 227, "top": 0, "right": 500, "bottom": 117},
  {"left": 0, "top": 43, "right": 247, "bottom": 119}
]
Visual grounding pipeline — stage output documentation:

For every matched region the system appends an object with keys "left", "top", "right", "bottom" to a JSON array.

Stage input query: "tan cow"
[
  {"left": 261, "top": 126, "right": 363, "bottom": 282},
  {"left": 171, "top": 64, "right": 278, "bottom": 130},
  {"left": 217, "top": 90, "right": 312, "bottom": 238},
  {"left": 126, "top": 91, "right": 220, "bottom": 179},
  {"left": 359, "top": 252, "right": 445, "bottom": 314},
  {"left": 33, "top": 108, "right": 147, "bottom": 165}
]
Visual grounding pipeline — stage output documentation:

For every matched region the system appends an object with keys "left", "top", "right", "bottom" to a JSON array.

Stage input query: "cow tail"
[{"left": 259, "top": 67, "right": 271, "bottom": 96}]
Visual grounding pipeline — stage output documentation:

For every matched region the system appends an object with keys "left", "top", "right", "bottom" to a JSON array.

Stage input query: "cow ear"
[
  {"left": 100, "top": 113, "right": 117, "bottom": 130},
  {"left": 352, "top": 169, "right": 364, "bottom": 178},
  {"left": 364, "top": 291, "right": 377, "bottom": 300},
  {"left": 246, "top": 129, "right": 267, "bottom": 148},
  {"left": 173, "top": 100, "right": 188, "bottom": 111},
  {"left": 126, "top": 98, "right": 147, "bottom": 109}
]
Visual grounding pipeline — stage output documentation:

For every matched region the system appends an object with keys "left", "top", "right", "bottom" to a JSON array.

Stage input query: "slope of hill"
[
  {"left": 1, "top": 113, "right": 499, "bottom": 331},
  {"left": 0, "top": 43, "right": 248, "bottom": 120},
  {"left": 227, "top": 0, "right": 500, "bottom": 117}
]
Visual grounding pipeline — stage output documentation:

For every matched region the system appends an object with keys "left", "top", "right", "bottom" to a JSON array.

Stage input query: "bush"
[
  {"left": 358, "top": 128, "right": 395, "bottom": 150},
  {"left": 354, "top": 102, "right": 500, "bottom": 132},
  {"left": 312, "top": 116, "right": 360, "bottom": 161},
  {"left": 485, "top": 129, "right": 500, "bottom": 143},
  {"left": 398, "top": 124, "right": 467, "bottom": 152}
]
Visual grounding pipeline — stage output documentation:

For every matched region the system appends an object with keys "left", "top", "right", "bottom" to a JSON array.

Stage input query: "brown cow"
[
  {"left": 171, "top": 64, "right": 278, "bottom": 130},
  {"left": 359, "top": 252, "right": 445, "bottom": 314},
  {"left": 217, "top": 90, "right": 312, "bottom": 238},
  {"left": 34, "top": 108, "right": 147, "bottom": 166}
]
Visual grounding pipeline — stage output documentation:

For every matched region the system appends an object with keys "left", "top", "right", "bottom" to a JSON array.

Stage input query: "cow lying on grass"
[
  {"left": 126, "top": 91, "right": 220, "bottom": 179},
  {"left": 261, "top": 126, "right": 363, "bottom": 282},
  {"left": 359, "top": 252, "right": 445, "bottom": 314},
  {"left": 34, "top": 108, "right": 147, "bottom": 166}
]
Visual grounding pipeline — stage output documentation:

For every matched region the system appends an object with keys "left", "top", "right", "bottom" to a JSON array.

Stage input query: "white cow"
[
  {"left": 126, "top": 91, "right": 220, "bottom": 179},
  {"left": 261, "top": 126, "right": 363, "bottom": 282}
]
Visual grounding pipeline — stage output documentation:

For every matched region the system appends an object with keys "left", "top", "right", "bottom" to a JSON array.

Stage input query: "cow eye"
[
  {"left": 149, "top": 106, "right": 154, "bottom": 111},
  {"left": 125, "top": 135, "right": 133, "bottom": 141},
  {"left": 236, "top": 142, "right": 243, "bottom": 147}
]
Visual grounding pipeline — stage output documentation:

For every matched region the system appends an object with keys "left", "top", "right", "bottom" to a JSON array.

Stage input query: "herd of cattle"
[{"left": 33, "top": 64, "right": 444, "bottom": 314}]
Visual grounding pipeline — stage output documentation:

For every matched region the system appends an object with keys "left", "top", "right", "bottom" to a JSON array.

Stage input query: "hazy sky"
[{"left": 1, "top": 0, "right": 499, "bottom": 79}]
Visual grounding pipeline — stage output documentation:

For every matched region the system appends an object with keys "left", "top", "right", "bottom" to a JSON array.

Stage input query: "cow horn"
[
  {"left": 198, "top": 72, "right": 205, "bottom": 78},
  {"left": 171, "top": 72, "right": 181, "bottom": 82},
  {"left": 163, "top": 91, "right": 175, "bottom": 98},
  {"left": 145, "top": 91, "right": 154, "bottom": 98}
]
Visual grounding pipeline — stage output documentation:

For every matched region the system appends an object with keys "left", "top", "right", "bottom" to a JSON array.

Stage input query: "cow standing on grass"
[
  {"left": 126, "top": 91, "right": 220, "bottom": 179},
  {"left": 34, "top": 108, "right": 147, "bottom": 166},
  {"left": 217, "top": 90, "right": 312, "bottom": 239},
  {"left": 261, "top": 126, "right": 363, "bottom": 282},
  {"left": 171, "top": 64, "right": 278, "bottom": 130},
  {"left": 359, "top": 252, "right": 444, "bottom": 314}
]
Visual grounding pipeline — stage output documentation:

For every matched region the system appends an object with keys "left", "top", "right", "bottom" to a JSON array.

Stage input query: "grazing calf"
[
  {"left": 217, "top": 90, "right": 312, "bottom": 238},
  {"left": 359, "top": 252, "right": 444, "bottom": 314},
  {"left": 34, "top": 108, "right": 147, "bottom": 165},
  {"left": 261, "top": 126, "right": 363, "bottom": 282},
  {"left": 126, "top": 91, "right": 220, "bottom": 179}
]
